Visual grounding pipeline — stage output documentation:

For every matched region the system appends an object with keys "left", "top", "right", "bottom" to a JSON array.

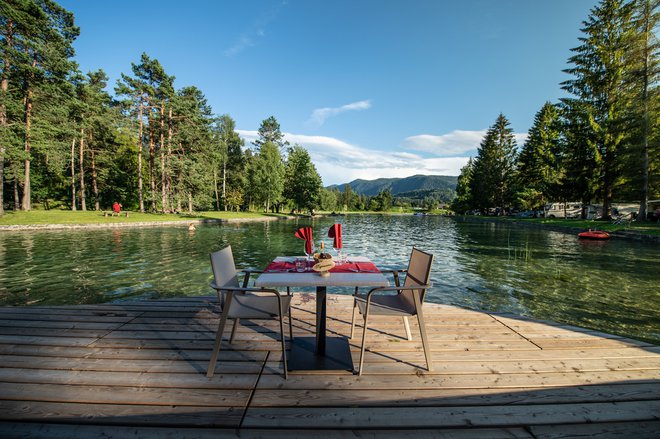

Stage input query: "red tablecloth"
[{"left": 264, "top": 260, "right": 379, "bottom": 273}]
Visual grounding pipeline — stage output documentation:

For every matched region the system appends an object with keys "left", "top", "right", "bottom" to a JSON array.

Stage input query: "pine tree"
[
  {"left": 0, "top": 0, "right": 78, "bottom": 211},
  {"left": 627, "top": 0, "right": 659, "bottom": 221},
  {"left": 469, "top": 114, "right": 518, "bottom": 214},
  {"left": 517, "top": 102, "right": 562, "bottom": 210},
  {"left": 451, "top": 158, "right": 474, "bottom": 214},
  {"left": 561, "top": 0, "right": 636, "bottom": 219}
]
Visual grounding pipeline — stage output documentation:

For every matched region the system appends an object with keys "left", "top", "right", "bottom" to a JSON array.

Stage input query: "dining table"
[{"left": 254, "top": 256, "right": 389, "bottom": 371}]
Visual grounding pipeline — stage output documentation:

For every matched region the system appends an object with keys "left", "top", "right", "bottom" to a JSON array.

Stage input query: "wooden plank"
[
  {"left": 0, "top": 368, "right": 260, "bottom": 389},
  {"left": 0, "top": 355, "right": 264, "bottom": 374},
  {"left": 530, "top": 420, "right": 660, "bottom": 438},
  {"left": 241, "top": 400, "right": 660, "bottom": 428},
  {"left": 0, "top": 320, "right": 125, "bottom": 330},
  {"left": 0, "top": 382, "right": 251, "bottom": 407},
  {"left": 0, "top": 401, "right": 242, "bottom": 427},
  {"left": 0, "top": 335, "right": 100, "bottom": 347},
  {"left": 0, "top": 344, "right": 267, "bottom": 362},
  {"left": 0, "top": 422, "right": 534, "bottom": 439},
  {"left": 255, "top": 370, "right": 660, "bottom": 390},
  {"left": 249, "top": 383, "right": 660, "bottom": 407}
]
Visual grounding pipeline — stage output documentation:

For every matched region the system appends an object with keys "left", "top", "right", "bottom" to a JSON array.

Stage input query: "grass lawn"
[
  {"left": 0, "top": 210, "right": 288, "bottom": 226},
  {"left": 492, "top": 216, "right": 660, "bottom": 236}
]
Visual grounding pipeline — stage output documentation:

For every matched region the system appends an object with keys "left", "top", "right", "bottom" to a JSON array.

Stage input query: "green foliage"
[
  {"left": 469, "top": 114, "right": 518, "bottom": 213},
  {"left": 516, "top": 102, "right": 562, "bottom": 209},
  {"left": 283, "top": 144, "right": 322, "bottom": 214}
]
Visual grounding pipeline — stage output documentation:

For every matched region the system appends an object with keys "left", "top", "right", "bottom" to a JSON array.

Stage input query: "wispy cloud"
[
  {"left": 224, "top": 2, "right": 287, "bottom": 57},
  {"left": 237, "top": 130, "right": 469, "bottom": 185},
  {"left": 403, "top": 130, "right": 528, "bottom": 156},
  {"left": 306, "top": 100, "right": 372, "bottom": 129}
]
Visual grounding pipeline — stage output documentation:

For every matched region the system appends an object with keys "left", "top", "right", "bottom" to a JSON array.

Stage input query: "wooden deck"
[{"left": 0, "top": 294, "right": 658, "bottom": 438}]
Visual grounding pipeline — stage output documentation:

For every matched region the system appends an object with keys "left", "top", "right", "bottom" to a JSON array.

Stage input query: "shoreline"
[
  {"left": 0, "top": 214, "right": 298, "bottom": 231},
  {"left": 453, "top": 215, "right": 660, "bottom": 244},
  {"left": 1, "top": 212, "right": 658, "bottom": 243}
]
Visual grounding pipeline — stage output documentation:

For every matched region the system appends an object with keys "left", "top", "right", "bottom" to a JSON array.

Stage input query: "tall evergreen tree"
[
  {"left": 253, "top": 115, "right": 288, "bottom": 152},
  {"left": 559, "top": 102, "right": 600, "bottom": 216},
  {"left": 627, "top": 0, "right": 659, "bottom": 221},
  {"left": 451, "top": 158, "right": 474, "bottom": 213},
  {"left": 0, "top": 0, "right": 78, "bottom": 211},
  {"left": 469, "top": 114, "right": 518, "bottom": 214},
  {"left": 561, "top": 0, "right": 636, "bottom": 219},
  {"left": 517, "top": 102, "right": 562, "bottom": 210}
]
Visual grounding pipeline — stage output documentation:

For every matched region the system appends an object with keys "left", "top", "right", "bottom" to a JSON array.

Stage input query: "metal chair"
[
  {"left": 206, "top": 246, "right": 293, "bottom": 379},
  {"left": 350, "top": 247, "right": 434, "bottom": 375}
]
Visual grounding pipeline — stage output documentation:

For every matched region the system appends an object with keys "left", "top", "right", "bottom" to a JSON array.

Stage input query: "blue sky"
[{"left": 58, "top": 0, "right": 598, "bottom": 185}]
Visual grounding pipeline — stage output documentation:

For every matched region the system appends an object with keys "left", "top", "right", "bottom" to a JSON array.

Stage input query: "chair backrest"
[
  {"left": 401, "top": 247, "right": 434, "bottom": 313},
  {"left": 210, "top": 246, "right": 240, "bottom": 290}
]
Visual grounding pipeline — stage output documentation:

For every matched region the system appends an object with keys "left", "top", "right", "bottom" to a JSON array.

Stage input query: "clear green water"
[{"left": 1, "top": 215, "right": 658, "bottom": 343}]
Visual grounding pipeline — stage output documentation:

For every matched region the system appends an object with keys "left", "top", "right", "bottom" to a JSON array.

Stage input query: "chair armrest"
[
  {"left": 238, "top": 268, "right": 263, "bottom": 287},
  {"left": 209, "top": 281, "right": 279, "bottom": 295},
  {"left": 364, "top": 284, "right": 432, "bottom": 301},
  {"left": 240, "top": 268, "right": 263, "bottom": 274},
  {"left": 380, "top": 268, "right": 407, "bottom": 287}
]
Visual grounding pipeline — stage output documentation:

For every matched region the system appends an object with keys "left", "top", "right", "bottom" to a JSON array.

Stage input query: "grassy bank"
[
  {"left": 0, "top": 210, "right": 288, "bottom": 226},
  {"left": 465, "top": 215, "right": 660, "bottom": 237}
]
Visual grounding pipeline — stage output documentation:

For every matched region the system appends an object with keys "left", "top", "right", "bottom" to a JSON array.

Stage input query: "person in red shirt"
[{"left": 112, "top": 202, "right": 122, "bottom": 214}]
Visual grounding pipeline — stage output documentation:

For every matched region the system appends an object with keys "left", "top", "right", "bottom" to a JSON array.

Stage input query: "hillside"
[{"left": 327, "top": 174, "right": 457, "bottom": 197}]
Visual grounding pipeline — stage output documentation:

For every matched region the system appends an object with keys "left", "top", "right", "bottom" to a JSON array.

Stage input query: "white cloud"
[
  {"left": 306, "top": 100, "right": 371, "bottom": 129},
  {"left": 404, "top": 130, "right": 528, "bottom": 156},
  {"left": 237, "top": 130, "right": 468, "bottom": 186}
]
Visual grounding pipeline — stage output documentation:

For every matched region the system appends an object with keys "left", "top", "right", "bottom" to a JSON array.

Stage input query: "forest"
[
  {"left": 452, "top": 0, "right": 659, "bottom": 220},
  {"left": 0, "top": 0, "right": 658, "bottom": 219}
]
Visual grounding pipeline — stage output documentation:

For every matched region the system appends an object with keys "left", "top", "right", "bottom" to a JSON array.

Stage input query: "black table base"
[{"left": 288, "top": 336, "right": 354, "bottom": 371}]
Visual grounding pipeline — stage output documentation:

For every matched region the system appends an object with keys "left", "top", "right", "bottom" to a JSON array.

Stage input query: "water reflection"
[{"left": 0, "top": 216, "right": 658, "bottom": 343}]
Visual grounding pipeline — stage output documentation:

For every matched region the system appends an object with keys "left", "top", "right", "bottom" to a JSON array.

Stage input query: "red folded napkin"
[
  {"left": 327, "top": 223, "right": 342, "bottom": 249},
  {"left": 264, "top": 261, "right": 296, "bottom": 272},
  {"left": 295, "top": 227, "right": 313, "bottom": 254},
  {"left": 330, "top": 261, "right": 379, "bottom": 273}
]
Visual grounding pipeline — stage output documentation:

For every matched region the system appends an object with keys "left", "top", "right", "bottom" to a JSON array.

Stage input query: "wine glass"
[
  {"left": 333, "top": 245, "right": 344, "bottom": 265},
  {"left": 304, "top": 243, "right": 315, "bottom": 271}
]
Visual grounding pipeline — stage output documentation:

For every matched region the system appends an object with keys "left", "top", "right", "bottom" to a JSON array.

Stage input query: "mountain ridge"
[{"left": 326, "top": 174, "right": 458, "bottom": 197}]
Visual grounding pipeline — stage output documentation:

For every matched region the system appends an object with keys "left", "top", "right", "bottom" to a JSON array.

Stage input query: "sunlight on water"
[{"left": 0, "top": 216, "right": 658, "bottom": 343}]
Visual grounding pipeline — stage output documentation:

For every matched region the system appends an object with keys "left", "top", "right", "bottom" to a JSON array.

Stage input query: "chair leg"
[
  {"left": 416, "top": 309, "right": 433, "bottom": 372},
  {"left": 207, "top": 292, "right": 233, "bottom": 378},
  {"left": 403, "top": 316, "right": 412, "bottom": 341},
  {"left": 229, "top": 319, "right": 239, "bottom": 344},
  {"left": 350, "top": 298, "right": 358, "bottom": 339},
  {"left": 357, "top": 302, "right": 371, "bottom": 376},
  {"left": 288, "top": 308, "right": 293, "bottom": 342},
  {"left": 278, "top": 305, "right": 288, "bottom": 379}
]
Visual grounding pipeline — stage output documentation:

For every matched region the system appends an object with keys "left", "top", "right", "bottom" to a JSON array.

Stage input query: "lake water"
[{"left": 0, "top": 215, "right": 658, "bottom": 343}]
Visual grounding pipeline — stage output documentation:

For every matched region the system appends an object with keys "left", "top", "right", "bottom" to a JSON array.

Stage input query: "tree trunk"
[
  {"left": 166, "top": 108, "right": 173, "bottom": 212},
  {"left": 138, "top": 102, "right": 144, "bottom": 212},
  {"left": 0, "top": 19, "right": 13, "bottom": 216},
  {"left": 13, "top": 176, "right": 19, "bottom": 210},
  {"left": 222, "top": 159, "right": 227, "bottom": 211},
  {"left": 214, "top": 170, "right": 220, "bottom": 211},
  {"left": 636, "top": 1, "right": 652, "bottom": 222},
  {"left": 188, "top": 193, "right": 193, "bottom": 213},
  {"left": 160, "top": 103, "right": 166, "bottom": 213},
  {"left": 79, "top": 128, "right": 86, "bottom": 211},
  {"left": 148, "top": 109, "right": 155, "bottom": 212},
  {"left": 90, "top": 140, "right": 100, "bottom": 211},
  {"left": 70, "top": 137, "right": 76, "bottom": 211},
  {"left": 21, "top": 86, "right": 33, "bottom": 211}
]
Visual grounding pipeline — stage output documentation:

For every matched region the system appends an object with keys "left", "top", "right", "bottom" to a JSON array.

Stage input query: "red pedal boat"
[{"left": 578, "top": 230, "right": 611, "bottom": 240}]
